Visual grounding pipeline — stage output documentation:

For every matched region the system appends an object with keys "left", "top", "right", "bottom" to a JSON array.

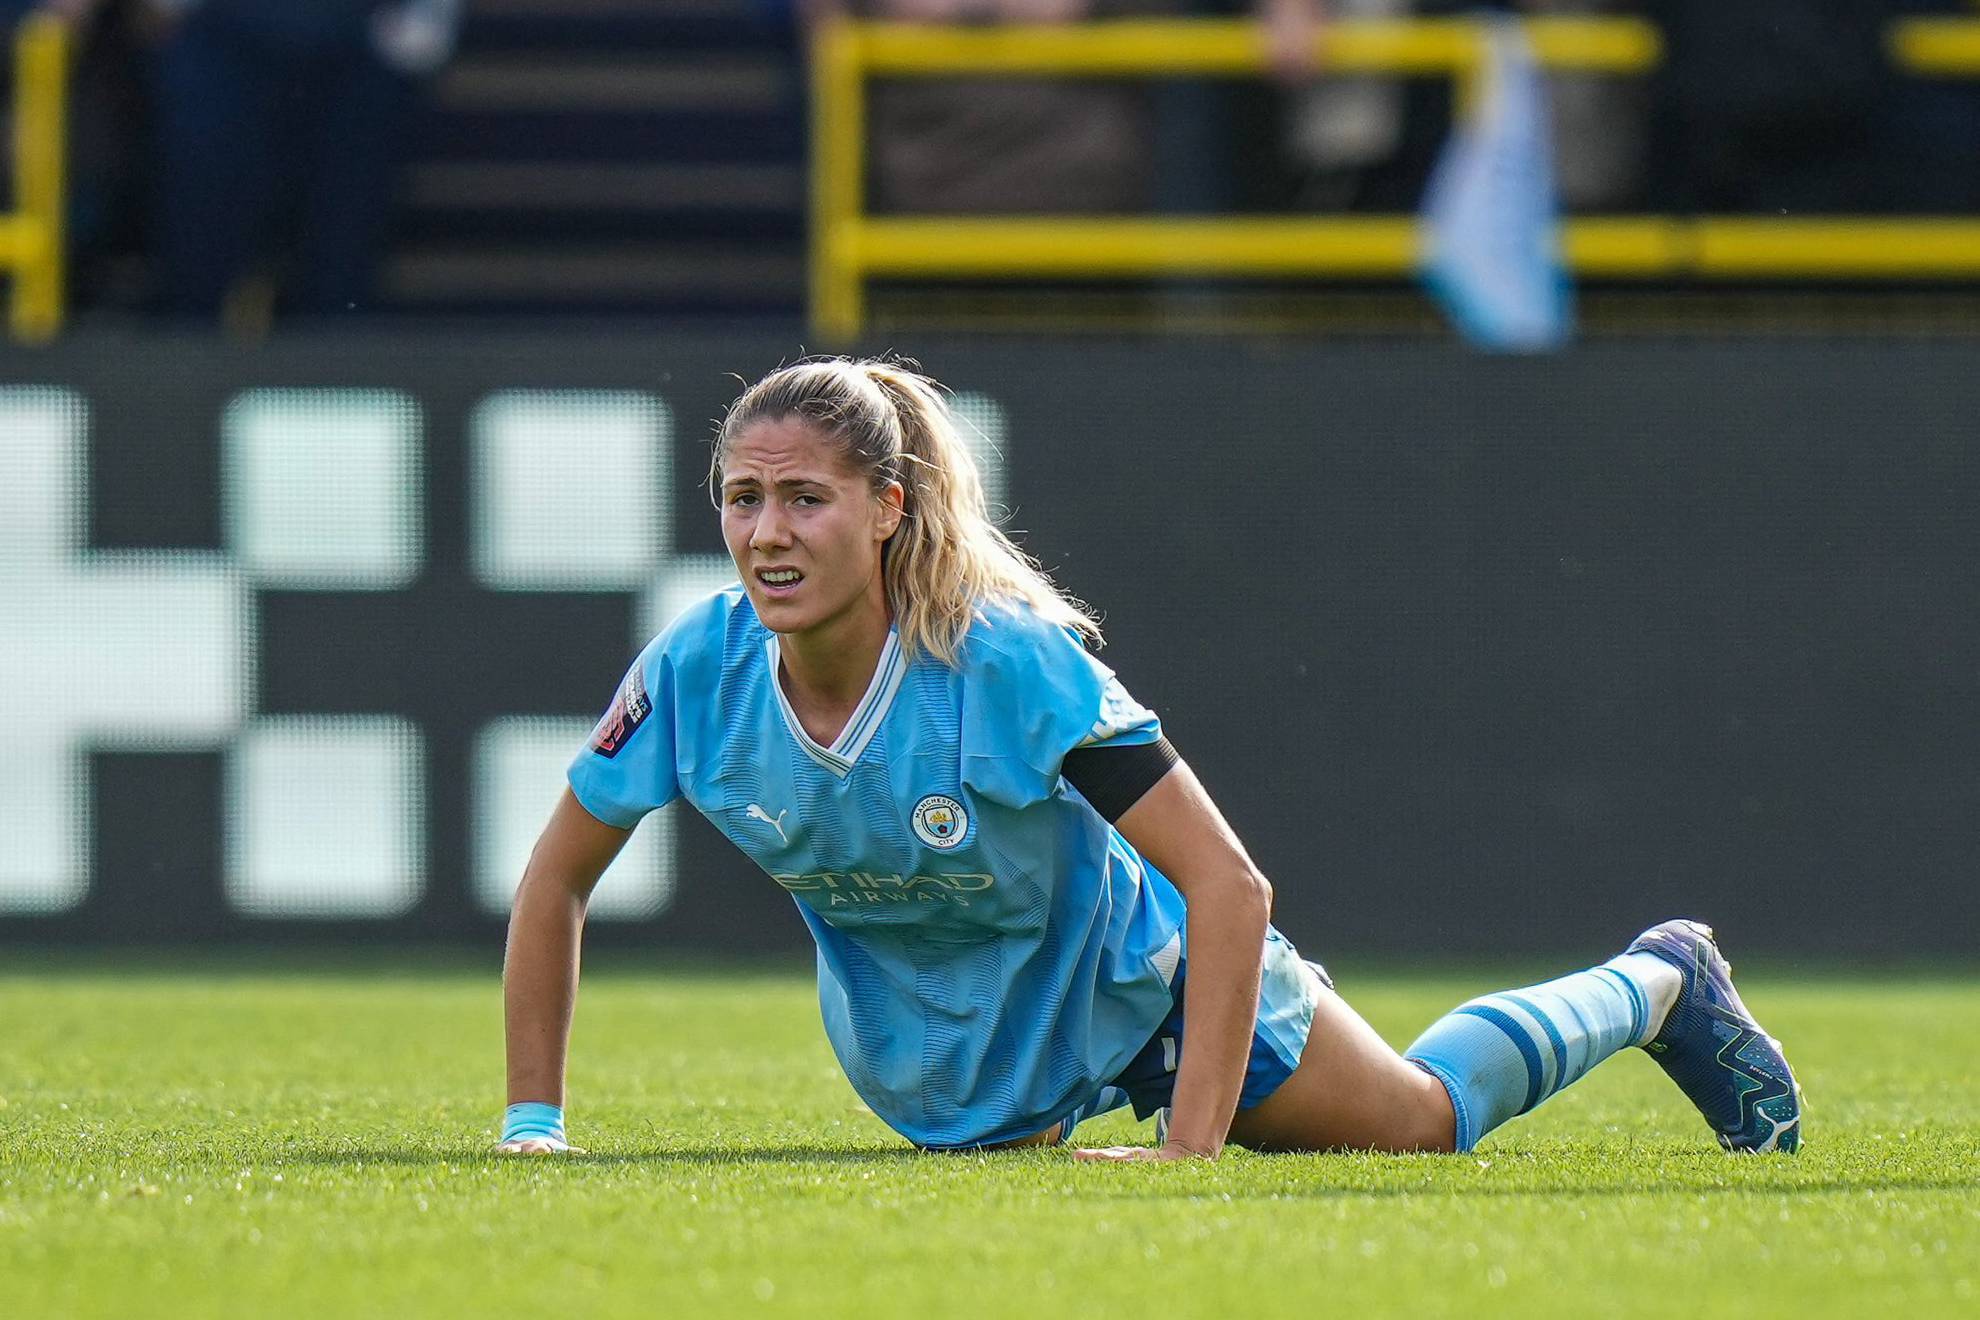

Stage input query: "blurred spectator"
[
  {"left": 805, "top": 0, "right": 1166, "bottom": 214},
  {"left": 1254, "top": 0, "right": 1645, "bottom": 213},
  {"left": 144, "top": 0, "right": 459, "bottom": 322},
  {"left": 1526, "top": 0, "right": 1645, "bottom": 210},
  {"left": 1236, "top": 0, "right": 1455, "bottom": 213},
  {"left": 1266, "top": 0, "right": 1410, "bottom": 210}
]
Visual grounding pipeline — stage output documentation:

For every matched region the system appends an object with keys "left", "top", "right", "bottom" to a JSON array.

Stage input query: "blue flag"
[{"left": 1420, "top": 17, "right": 1573, "bottom": 352}]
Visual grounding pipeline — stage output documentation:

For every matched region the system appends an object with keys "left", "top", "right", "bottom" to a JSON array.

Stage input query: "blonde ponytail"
[
  {"left": 713, "top": 357, "right": 1101, "bottom": 665},
  {"left": 863, "top": 362, "right": 1100, "bottom": 665}
]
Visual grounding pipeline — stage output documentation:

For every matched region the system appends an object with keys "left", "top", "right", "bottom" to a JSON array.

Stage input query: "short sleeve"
[
  {"left": 960, "top": 609, "right": 1162, "bottom": 809},
  {"left": 1080, "top": 672, "right": 1163, "bottom": 751},
  {"left": 567, "top": 637, "right": 680, "bottom": 829}
]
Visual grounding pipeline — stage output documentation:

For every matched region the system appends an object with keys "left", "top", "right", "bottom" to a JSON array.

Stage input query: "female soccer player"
[{"left": 497, "top": 358, "right": 1802, "bottom": 1161}]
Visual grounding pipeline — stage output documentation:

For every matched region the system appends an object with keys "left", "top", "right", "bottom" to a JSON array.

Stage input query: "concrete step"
[
  {"left": 417, "top": 107, "right": 801, "bottom": 164},
  {"left": 459, "top": 0, "right": 792, "bottom": 55},
  {"left": 469, "top": 0, "right": 764, "bottom": 17},
  {"left": 384, "top": 0, "right": 805, "bottom": 318},
  {"left": 435, "top": 54, "right": 790, "bottom": 115},
  {"left": 403, "top": 160, "right": 802, "bottom": 213},
  {"left": 380, "top": 242, "right": 804, "bottom": 309}
]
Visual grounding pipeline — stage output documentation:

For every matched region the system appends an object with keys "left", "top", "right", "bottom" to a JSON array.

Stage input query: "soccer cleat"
[{"left": 1627, "top": 919, "right": 1803, "bottom": 1153}]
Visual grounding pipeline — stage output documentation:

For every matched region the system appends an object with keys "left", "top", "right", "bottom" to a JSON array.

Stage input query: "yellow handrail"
[
  {"left": 1891, "top": 17, "right": 1980, "bottom": 75},
  {"left": 812, "top": 16, "right": 1980, "bottom": 338},
  {"left": 848, "top": 216, "right": 1980, "bottom": 279},
  {"left": 1, "top": 14, "right": 67, "bottom": 342},
  {"left": 850, "top": 16, "right": 1659, "bottom": 77},
  {"left": 812, "top": 17, "right": 1659, "bottom": 335}
]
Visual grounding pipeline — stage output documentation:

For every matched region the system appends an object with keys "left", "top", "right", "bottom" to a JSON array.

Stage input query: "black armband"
[{"left": 1060, "top": 736, "right": 1180, "bottom": 824}]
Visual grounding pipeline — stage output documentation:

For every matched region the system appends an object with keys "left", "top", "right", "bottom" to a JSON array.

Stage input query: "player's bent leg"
[
  {"left": 1399, "top": 940, "right": 1683, "bottom": 1152},
  {"left": 1225, "top": 982, "right": 1458, "bottom": 1154}
]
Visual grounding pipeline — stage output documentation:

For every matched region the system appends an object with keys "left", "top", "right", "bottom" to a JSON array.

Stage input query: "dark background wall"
[{"left": 4, "top": 334, "right": 1976, "bottom": 958}]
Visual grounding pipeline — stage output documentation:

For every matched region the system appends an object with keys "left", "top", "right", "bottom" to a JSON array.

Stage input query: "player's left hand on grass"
[
  {"left": 1071, "top": 1141, "right": 1212, "bottom": 1163},
  {"left": 494, "top": 1137, "right": 587, "bottom": 1156}
]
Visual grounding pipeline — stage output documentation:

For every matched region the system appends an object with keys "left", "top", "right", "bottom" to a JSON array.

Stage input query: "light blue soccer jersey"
[{"left": 568, "top": 587, "right": 1187, "bottom": 1148}]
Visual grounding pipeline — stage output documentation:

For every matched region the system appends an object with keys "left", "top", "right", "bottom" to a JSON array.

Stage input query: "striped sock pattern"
[{"left": 1404, "top": 961, "right": 1651, "bottom": 1151}]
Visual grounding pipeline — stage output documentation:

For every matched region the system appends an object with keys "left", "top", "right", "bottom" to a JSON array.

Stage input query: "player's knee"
[{"left": 1405, "top": 1069, "right": 1460, "bottom": 1154}]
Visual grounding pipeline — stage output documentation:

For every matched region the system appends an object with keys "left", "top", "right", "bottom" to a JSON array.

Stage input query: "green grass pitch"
[{"left": 2, "top": 959, "right": 1975, "bottom": 1318}]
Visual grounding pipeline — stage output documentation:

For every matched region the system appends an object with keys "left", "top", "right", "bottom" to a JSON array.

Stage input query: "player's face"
[{"left": 719, "top": 417, "right": 904, "bottom": 638}]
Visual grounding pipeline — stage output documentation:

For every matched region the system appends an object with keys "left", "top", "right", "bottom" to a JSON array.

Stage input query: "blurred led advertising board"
[
  {"left": 3, "top": 335, "right": 1976, "bottom": 956},
  {"left": 0, "top": 338, "right": 1013, "bottom": 950}
]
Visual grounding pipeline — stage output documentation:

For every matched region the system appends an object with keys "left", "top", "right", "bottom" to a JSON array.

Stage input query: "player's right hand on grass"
[{"left": 494, "top": 1136, "right": 586, "bottom": 1155}]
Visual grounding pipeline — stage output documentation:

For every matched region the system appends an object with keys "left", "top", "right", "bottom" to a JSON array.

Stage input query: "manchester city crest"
[{"left": 911, "top": 794, "right": 968, "bottom": 850}]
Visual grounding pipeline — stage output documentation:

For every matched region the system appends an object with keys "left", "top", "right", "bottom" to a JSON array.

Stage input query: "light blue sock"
[{"left": 1404, "top": 953, "right": 1678, "bottom": 1152}]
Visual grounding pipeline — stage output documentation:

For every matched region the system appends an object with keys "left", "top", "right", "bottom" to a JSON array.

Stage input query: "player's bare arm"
[
  {"left": 497, "top": 788, "right": 627, "bottom": 1154},
  {"left": 1074, "top": 762, "right": 1269, "bottom": 1162}
]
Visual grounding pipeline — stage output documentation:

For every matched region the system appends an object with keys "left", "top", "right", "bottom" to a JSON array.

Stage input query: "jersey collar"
[{"left": 763, "top": 628, "right": 907, "bottom": 779}]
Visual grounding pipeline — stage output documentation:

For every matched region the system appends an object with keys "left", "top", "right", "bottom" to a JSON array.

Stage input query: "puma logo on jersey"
[{"left": 745, "top": 804, "right": 790, "bottom": 845}]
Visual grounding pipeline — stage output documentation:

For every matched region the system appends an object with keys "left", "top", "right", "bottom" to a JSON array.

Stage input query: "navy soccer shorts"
[{"left": 1110, "top": 924, "right": 1332, "bottom": 1120}]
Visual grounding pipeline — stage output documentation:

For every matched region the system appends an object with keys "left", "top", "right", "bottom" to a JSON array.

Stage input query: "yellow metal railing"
[
  {"left": 0, "top": 13, "right": 67, "bottom": 343},
  {"left": 811, "top": 16, "right": 1980, "bottom": 337},
  {"left": 1893, "top": 16, "right": 1980, "bottom": 75}
]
